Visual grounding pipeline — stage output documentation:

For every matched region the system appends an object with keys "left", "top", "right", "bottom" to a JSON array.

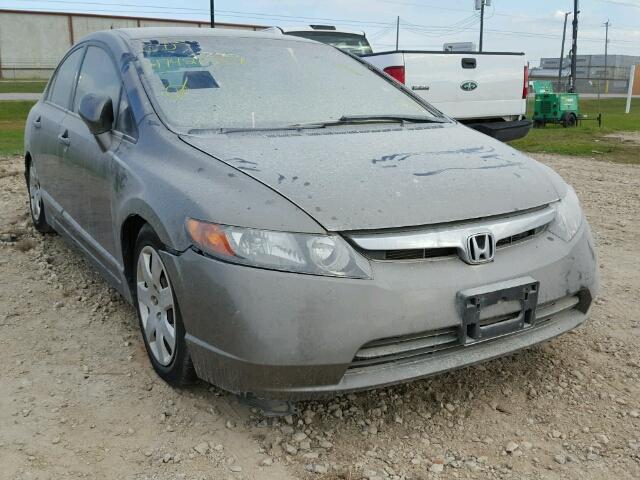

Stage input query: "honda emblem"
[{"left": 466, "top": 233, "right": 495, "bottom": 264}]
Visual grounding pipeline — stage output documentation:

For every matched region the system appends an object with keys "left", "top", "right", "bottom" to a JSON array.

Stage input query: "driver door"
[{"left": 57, "top": 44, "right": 129, "bottom": 280}]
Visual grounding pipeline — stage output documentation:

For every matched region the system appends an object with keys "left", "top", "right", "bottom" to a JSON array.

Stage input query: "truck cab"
[{"left": 264, "top": 25, "right": 373, "bottom": 56}]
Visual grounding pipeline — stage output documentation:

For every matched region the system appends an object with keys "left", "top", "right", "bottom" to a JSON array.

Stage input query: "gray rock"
[
  {"left": 193, "top": 442, "right": 209, "bottom": 455},
  {"left": 313, "top": 464, "right": 328, "bottom": 474},
  {"left": 319, "top": 440, "right": 333, "bottom": 449},
  {"left": 554, "top": 454, "right": 566, "bottom": 465},
  {"left": 284, "top": 443, "right": 297, "bottom": 455},
  {"left": 293, "top": 432, "right": 308, "bottom": 442},
  {"left": 505, "top": 441, "right": 519, "bottom": 454}
]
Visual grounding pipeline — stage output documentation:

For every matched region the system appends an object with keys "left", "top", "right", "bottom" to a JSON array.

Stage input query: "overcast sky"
[{"left": 4, "top": 0, "right": 640, "bottom": 65}]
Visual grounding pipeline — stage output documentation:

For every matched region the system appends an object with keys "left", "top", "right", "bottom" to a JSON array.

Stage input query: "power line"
[
  {"left": 594, "top": 0, "right": 640, "bottom": 9},
  {"left": 6, "top": 3, "right": 640, "bottom": 48},
  {"left": 11, "top": 0, "right": 640, "bottom": 31}
]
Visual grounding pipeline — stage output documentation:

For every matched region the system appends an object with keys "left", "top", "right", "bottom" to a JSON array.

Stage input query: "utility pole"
[
  {"left": 210, "top": 0, "right": 215, "bottom": 28},
  {"left": 569, "top": 1, "right": 579, "bottom": 92},
  {"left": 603, "top": 20, "right": 610, "bottom": 93},
  {"left": 476, "top": 0, "right": 491, "bottom": 52},
  {"left": 558, "top": 11, "right": 571, "bottom": 91},
  {"left": 395, "top": 16, "right": 400, "bottom": 50},
  {"left": 479, "top": 1, "right": 485, "bottom": 52}
]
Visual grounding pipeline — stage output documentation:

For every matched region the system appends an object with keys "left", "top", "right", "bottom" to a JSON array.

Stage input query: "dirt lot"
[{"left": 1, "top": 153, "right": 639, "bottom": 480}]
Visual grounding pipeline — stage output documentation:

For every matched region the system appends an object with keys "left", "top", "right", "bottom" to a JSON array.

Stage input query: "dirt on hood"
[{"left": 182, "top": 123, "right": 562, "bottom": 231}]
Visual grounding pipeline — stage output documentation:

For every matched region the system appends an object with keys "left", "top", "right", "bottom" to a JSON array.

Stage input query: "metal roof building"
[
  {"left": 0, "top": 9, "right": 265, "bottom": 79},
  {"left": 532, "top": 54, "right": 640, "bottom": 94}
]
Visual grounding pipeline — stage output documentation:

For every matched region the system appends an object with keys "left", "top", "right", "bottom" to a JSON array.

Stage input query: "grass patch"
[
  {"left": 0, "top": 101, "right": 36, "bottom": 155},
  {"left": 0, "top": 81, "right": 47, "bottom": 94},
  {"left": 510, "top": 98, "right": 640, "bottom": 164}
]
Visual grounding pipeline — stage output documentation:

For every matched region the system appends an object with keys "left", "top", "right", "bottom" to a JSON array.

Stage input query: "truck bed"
[{"left": 362, "top": 50, "right": 530, "bottom": 140}]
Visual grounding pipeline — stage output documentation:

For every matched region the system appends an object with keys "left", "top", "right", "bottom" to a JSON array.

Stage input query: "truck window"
[{"left": 284, "top": 31, "right": 373, "bottom": 56}]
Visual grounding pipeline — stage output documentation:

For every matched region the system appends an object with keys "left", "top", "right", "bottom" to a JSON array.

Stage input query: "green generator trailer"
[{"left": 532, "top": 81, "right": 580, "bottom": 128}]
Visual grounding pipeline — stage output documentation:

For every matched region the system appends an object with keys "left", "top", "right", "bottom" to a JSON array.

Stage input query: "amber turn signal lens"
[{"left": 185, "top": 219, "right": 236, "bottom": 257}]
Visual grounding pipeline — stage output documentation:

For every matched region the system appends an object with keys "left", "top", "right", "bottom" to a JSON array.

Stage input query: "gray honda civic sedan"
[{"left": 24, "top": 28, "right": 599, "bottom": 398}]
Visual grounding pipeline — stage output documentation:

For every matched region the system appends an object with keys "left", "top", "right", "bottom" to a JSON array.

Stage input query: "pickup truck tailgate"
[{"left": 366, "top": 51, "right": 527, "bottom": 121}]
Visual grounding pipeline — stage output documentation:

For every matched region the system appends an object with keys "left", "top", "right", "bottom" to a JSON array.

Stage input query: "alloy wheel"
[
  {"left": 29, "top": 163, "right": 42, "bottom": 220},
  {"left": 136, "top": 246, "right": 176, "bottom": 366}
]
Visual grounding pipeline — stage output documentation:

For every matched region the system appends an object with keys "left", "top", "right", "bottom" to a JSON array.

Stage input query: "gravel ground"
[{"left": 0, "top": 153, "right": 639, "bottom": 480}]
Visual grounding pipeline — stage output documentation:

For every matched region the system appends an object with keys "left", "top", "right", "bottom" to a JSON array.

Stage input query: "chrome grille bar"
[{"left": 347, "top": 206, "right": 556, "bottom": 257}]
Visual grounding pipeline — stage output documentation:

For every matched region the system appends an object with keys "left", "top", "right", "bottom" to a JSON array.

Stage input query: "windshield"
[
  {"left": 284, "top": 31, "right": 373, "bottom": 56},
  {"left": 134, "top": 36, "right": 439, "bottom": 132}
]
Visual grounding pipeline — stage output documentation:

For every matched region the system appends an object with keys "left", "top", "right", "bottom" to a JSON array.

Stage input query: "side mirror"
[{"left": 78, "top": 94, "right": 113, "bottom": 151}]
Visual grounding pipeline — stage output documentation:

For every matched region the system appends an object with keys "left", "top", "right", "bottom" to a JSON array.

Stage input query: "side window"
[
  {"left": 48, "top": 48, "right": 84, "bottom": 109},
  {"left": 116, "top": 92, "right": 138, "bottom": 139},
  {"left": 73, "top": 46, "right": 121, "bottom": 126}
]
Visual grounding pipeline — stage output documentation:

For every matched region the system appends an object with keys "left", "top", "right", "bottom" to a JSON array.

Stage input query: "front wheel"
[
  {"left": 27, "top": 160, "right": 53, "bottom": 233},
  {"left": 134, "top": 224, "right": 195, "bottom": 387}
]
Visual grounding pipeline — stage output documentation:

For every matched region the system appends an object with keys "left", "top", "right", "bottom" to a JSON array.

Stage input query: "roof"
[
  {"left": 0, "top": 8, "right": 265, "bottom": 29},
  {"left": 529, "top": 67, "right": 570, "bottom": 78},
  {"left": 270, "top": 25, "right": 367, "bottom": 36},
  {"left": 114, "top": 26, "right": 309, "bottom": 41}
]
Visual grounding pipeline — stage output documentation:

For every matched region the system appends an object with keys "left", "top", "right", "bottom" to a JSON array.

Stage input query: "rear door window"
[{"left": 48, "top": 48, "right": 84, "bottom": 109}]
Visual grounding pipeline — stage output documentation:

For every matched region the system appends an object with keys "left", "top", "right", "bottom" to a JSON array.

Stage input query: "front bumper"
[{"left": 161, "top": 222, "right": 599, "bottom": 399}]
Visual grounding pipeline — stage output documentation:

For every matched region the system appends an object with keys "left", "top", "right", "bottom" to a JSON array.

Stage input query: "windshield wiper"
[
  {"left": 289, "top": 114, "right": 447, "bottom": 129},
  {"left": 189, "top": 125, "right": 323, "bottom": 134},
  {"left": 188, "top": 114, "right": 447, "bottom": 135},
  {"left": 337, "top": 114, "right": 447, "bottom": 124}
]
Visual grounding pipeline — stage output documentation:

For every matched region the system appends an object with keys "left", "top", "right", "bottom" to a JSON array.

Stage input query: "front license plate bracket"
[{"left": 457, "top": 276, "right": 539, "bottom": 345}]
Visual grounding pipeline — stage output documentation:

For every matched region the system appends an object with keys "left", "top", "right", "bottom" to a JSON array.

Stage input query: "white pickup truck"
[{"left": 362, "top": 50, "right": 532, "bottom": 142}]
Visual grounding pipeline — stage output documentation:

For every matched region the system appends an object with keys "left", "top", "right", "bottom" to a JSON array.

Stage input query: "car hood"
[{"left": 181, "top": 123, "right": 562, "bottom": 231}]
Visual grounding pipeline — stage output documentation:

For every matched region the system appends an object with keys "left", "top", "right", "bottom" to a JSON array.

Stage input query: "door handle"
[
  {"left": 462, "top": 58, "right": 477, "bottom": 69},
  {"left": 33, "top": 116, "right": 42, "bottom": 129},
  {"left": 57, "top": 131, "right": 70, "bottom": 146}
]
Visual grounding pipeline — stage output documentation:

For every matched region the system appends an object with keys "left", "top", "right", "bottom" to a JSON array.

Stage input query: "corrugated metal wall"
[
  {"left": 0, "top": 10, "right": 264, "bottom": 79},
  {"left": 537, "top": 54, "right": 640, "bottom": 94}
]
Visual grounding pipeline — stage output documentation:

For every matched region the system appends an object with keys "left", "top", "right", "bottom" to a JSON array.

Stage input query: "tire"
[
  {"left": 533, "top": 120, "right": 544, "bottom": 128},
  {"left": 27, "top": 159, "right": 54, "bottom": 233},
  {"left": 562, "top": 113, "right": 577, "bottom": 128},
  {"left": 133, "top": 224, "right": 196, "bottom": 387}
]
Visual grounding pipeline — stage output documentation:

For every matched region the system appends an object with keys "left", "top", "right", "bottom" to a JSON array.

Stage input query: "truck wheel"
[
  {"left": 562, "top": 113, "right": 577, "bottom": 128},
  {"left": 533, "top": 120, "right": 544, "bottom": 128}
]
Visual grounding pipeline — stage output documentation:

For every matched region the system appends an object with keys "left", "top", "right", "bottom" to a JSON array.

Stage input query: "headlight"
[
  {"left": 186, "top": 219, "right": 372, "bottom": 279},
  {"left": 549, "top": 187, "right": 584, "bottom": 241}
]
